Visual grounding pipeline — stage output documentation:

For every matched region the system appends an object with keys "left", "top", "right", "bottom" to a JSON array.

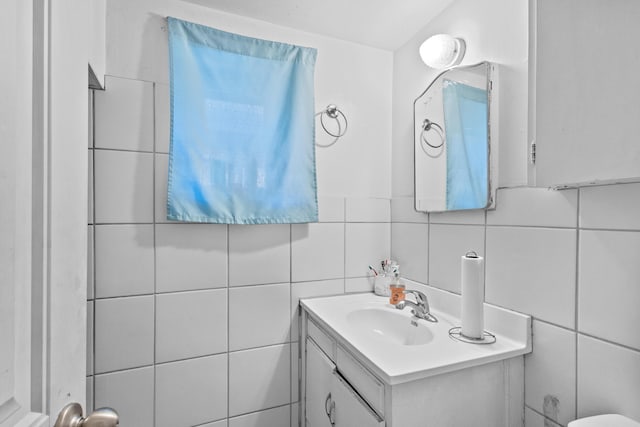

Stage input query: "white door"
[{"left": 1, "top": 0, "right": 90, "bottom": 426}]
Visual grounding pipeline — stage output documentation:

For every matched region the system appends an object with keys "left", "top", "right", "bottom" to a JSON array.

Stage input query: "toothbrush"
[{"left": 368, "top": 265, "right": 378, "bottom": 276}]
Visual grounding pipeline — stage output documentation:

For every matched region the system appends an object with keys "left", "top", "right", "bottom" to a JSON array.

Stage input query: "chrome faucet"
[{"left": 395, "top": 289, "right": 437, "bottom": 322}]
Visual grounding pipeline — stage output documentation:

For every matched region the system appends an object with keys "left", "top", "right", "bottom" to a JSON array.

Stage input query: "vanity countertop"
[{"left": 301, "top": 284, "right": 531, "bottom": 385}]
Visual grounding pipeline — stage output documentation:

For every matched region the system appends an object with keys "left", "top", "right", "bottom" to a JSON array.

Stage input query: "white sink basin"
[
  {"left": 301, "top": 287, "right": 531, "bottom": 385},
  {"left": 346, "top": 307, "right": 434, "bottom": 346}
]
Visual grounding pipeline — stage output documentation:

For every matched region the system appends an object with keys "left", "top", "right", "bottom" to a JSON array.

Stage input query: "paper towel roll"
[{"left": 461, "top": 251, "right": 485, "bottom": 339}]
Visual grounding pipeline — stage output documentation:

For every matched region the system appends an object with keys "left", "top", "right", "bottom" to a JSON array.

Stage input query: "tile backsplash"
[
  {"left": 88, "top": 75, "right": 390, "bottom": 427},
  {"left": 391, "top": 184, "right": 640, "bottom": 426},
  {"left": 90, "top": 75, "right": 640, "bottom": 427}
]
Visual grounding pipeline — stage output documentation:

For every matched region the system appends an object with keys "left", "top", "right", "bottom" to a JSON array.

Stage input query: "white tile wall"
[
  {"left": 229, "top": 283, "right": 291, "bottom": 351},
  {"left": 198, "top": 421, "right": 227, "bottom": 427},
  {"left": 345, "top": 223, "right": 390, "bottom": 277},
  {"left": 525, "top": 320, "right": 576, "bottom": 426},
  {"left": 95, "top": 367, "right": 155, "bottom": 427},
  {"left": 155, "top": 289, "right": 228, "bottom": 363},
  {"left": 154, "top": 154, "right": 169, "bottom": 223},
  {"left": 390, "top": 223, "right": 428, "bottom": 283},
  {"left": 580, "top": 183, "right": 640, "bottom": 230},
  {"left": 86, "top": 376, "right": 94, "bottom": 414},
  {"left": 89, "top": 80, "right": 391, "bottom": 424},
  {"left": 345, "top": 277, "right": 375, "bottom": 293},
  {"left": 92, "top": 3, "right": 393, "bottom": 424},
  {"left": 525, "top": 407, "right": 562, "bottom": 427},
  {"left": 89, "top": 80, "right": 640, "bottom": 427},
  {"left": 391, "top": 197, "right": 429, "bottom": 223},
  {"left": 291, "top": 223, "right": 344, "bottom": 282},
  {"left": 94, "top": 295, "right": 154, "bottom": 373},
  {"left": 155, "top": 355, "right": 228, "bottom": 427},
  {"left": 87, "top": 225, "right": 94, "bottom": 299},
  {"left": 88, "top": 150, "right": 94, "bottom": 222},
  {"left": 291, "top": 342, "right": 299, "bottom": 403},
  {"left": 345, "top": 197, "right": 390, "bottom": 222},
  {"left": 290, "top": 279, "right": 344, "bottom": 339},
  {"left": 229, "top": 224, "right": 291, "bottom": 286},
  {"left": 429, "top": 208, "right": 485, "bottom": 224},
  {"left": 485, "top": 226, "right": 577, "bottom": 328},
  {"left": 291, "top": 404, "right": 299, "bottom": 427},
  {"left": 577, "top": 335, "right": 640, "bottom": 421},
  {"left": 578, "top": 230, "right": 640, "bottom": 350},
  {"left": 229, "top": 344, "right": 291, "bottom": 417},
  {"left": 429, "top": 224, "right": 484, "bottom": 293},
  {"left": 228, "top": 405, "right": 290, "bottom": 427},
  {"left": 87, "top": 301, "right": 94, "bottom": 375},
  {"left": 94, "top": 224, "right": 154, "bottom": 298},
  {"left": 155, "top": 223, "right": 227, "bottom": 293},
  {"left": 317, "top": 196, "right": 345, "bottom": 222},
  {"left": 94, "top": 149, "right": 154, "bottom": 223},
  {"left": 89, "top": 55, "right": 638, "bottom": 427},
  {"left": 487, "top": 187, "right": 578, "bottom": 227},
  {"left": 94, "top": 76, "right": 154, "bottom": 152},
  {"left": 154, "top": 83, "right": 170, "bottom": 154}
]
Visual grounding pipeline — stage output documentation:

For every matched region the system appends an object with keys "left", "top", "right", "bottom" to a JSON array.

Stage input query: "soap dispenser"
[{"left": 389, "top": 271, "right": 405, "bottom": 305}]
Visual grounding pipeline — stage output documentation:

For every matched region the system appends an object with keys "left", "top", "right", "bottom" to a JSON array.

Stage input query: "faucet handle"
[{"left": 404, "top": 289, "right": 427, "bottom": 305}]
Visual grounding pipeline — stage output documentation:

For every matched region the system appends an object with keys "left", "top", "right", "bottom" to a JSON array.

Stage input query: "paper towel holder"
[{"left": 448, "top": 327, "right": 496, "bottom": 345}]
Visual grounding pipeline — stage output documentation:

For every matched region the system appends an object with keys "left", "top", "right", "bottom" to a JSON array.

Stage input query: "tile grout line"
[
  {"left": 289, "top": 222, "right": 293, "bottom": 412},
  {"left": 526, "top": 404, "right": 562, "bottom": 427},
  {"left": 227, "top": 223, "right": 231, "bottom": 424},
  {"left": 574, "top": 189, "right": 581, "bottom": 421},
  {"left": 426, "top": 212, "right": 430, "bottom": 284},
  {"left": 91, "top": 89, "right": 97, "bottom": 412},
  {"left": 343, "top": 198, "right": 347, "bottom": 294},
  {"left": 152, "top": 81, "right": 158, "bottom": 427}
]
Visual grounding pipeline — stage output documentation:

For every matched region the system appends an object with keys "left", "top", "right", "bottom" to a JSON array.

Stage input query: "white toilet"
[{"left": 568, "top": 414, "right": 640, "bottom": 427}]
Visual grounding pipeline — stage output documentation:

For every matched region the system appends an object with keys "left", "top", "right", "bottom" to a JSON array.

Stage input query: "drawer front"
[
  {"left": 336, "top": 345, "right": 385, "bottom": 416},
  {"left": 307, "top": 318, "right": 336, "bottom": 362}
]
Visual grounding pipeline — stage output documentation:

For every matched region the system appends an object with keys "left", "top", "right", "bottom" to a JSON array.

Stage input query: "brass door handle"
[{"left": 54, "top": 403, "right": 119, "bottom": 427}]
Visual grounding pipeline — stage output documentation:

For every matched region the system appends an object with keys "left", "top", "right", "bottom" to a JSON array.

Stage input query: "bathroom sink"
[
  {"left": 301, "top": 290, "right": 532, "bottom": 384},
  {"left": 346, "top": 307, "right": 434, "bottom": 346}
]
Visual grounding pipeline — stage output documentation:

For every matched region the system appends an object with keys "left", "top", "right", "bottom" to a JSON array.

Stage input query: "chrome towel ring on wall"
[
  {"left": 315, "top": 104, "right": 348, "bottom": 147},
  {"left": 420, "top": 118, "right": 445, "bottom": 150}
]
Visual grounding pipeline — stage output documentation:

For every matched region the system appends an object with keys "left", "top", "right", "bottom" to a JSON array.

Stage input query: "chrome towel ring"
[
  {"left": 420, "top": 118, "right": 445, "bottom": 149},
  {"left": 315, "top": 104, "right": 348, "bottom": 147}
]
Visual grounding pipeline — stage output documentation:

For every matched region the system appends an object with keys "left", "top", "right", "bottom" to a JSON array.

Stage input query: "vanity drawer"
[
  {"left": 307, "top": 318, "right": 336, "bottom": 362},
  {"left": 336, "top": 345, "right": 385, "bottom": 416}
]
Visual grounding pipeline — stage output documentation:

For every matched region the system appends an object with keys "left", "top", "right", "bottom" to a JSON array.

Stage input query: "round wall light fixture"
[{"left": 419, "top": 34, "right": 466, "bottom": 69}]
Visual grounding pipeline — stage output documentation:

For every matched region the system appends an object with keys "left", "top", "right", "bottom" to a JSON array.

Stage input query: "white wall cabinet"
[{"left": 530, "top": 0, "right": 640, "bottom": 188}]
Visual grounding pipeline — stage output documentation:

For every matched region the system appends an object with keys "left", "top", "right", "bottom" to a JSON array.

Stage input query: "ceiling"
[{"left": 181, "top": 0, "right": 455, "bottom": 50}]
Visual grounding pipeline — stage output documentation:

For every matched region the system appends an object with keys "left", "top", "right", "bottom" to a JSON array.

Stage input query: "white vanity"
[{"left": 299, "top": 286, "right": 531, "bottom": 427}]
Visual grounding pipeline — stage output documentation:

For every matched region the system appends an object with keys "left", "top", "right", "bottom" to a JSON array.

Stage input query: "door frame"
[{"left": 0, "top": 0, "right": 89, "bottom": 426}]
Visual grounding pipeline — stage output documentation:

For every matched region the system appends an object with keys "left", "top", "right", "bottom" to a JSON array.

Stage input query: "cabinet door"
[
  {"left": 305, "top": 338, "right": 335, "bottom": 427},
  {"left": 533, "top": 0, "right": 640, "bottom": 187},
  {"left": 332, "top": 372, "right": 384, "bottom": 427}
]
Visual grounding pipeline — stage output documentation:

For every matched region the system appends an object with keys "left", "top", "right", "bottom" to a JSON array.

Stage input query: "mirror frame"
[{"left": 413, "top": 61, "right": 498, "bottom": 213}]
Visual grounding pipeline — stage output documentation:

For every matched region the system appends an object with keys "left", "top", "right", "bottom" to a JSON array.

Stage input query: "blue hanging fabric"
[
  {"left": 442, "top": 79, "right": 488, "bottom": 210},
  {"left": 167, "top": 17, "right": 318, "bottom": 224}
]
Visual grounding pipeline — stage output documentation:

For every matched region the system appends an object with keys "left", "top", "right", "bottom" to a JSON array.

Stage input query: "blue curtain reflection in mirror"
[{"left": 442, "top": 79, "right": 488, "bottom": 210}]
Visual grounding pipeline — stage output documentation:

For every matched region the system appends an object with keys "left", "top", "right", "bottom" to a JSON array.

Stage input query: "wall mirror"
[{"left": 414, "top": 62, "right": 498, "bottom": 212}]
